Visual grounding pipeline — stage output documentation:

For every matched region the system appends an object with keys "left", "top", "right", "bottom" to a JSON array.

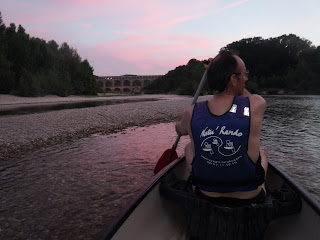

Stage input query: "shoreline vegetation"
[
  {"left": 143, "top": 35, "right": 320, "bottom": 96},
  {"left": 1, "top": 12, "right": 320, "bottom": 98}
]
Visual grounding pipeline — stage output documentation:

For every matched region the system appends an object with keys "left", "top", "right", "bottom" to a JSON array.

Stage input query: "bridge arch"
[
  {"left": 133, "top": 80, "right": 142, "bottom": 86},
  {"left": 123, "top": 80, "right": 130, "bottom": 86},
  {"left": 96, "top": 75, "right": 162, "bottom": 94},
  {"left": 114, "top": 80, "right": 121, "bottom": 87},
  {"left": 106, "top": 80, "right": 112, "bottom": 87}
]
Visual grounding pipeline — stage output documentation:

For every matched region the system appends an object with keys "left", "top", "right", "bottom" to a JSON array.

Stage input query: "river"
[{"left": 0, "top": 95, "right": 319, "bottom": 240}]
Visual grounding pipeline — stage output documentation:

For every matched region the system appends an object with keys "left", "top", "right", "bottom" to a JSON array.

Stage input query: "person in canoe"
[{"left": 175, "top": 49, "right": 268, "bottom": 204}]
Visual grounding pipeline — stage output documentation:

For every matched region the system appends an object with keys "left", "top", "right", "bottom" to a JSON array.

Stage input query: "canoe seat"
[{"left": 160, "top": 172, "right": 301, "bottom": 240}]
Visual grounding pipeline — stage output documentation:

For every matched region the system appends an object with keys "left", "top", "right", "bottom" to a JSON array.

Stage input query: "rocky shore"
[{"left": 0, "top": 94, "right": 211, "bottom": 160}]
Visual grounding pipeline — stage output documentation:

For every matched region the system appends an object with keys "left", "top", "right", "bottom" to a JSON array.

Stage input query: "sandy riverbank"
[
  {"left": 0, "top": 94, "right": 211, "bottom": 160},
  {"left": 0, "top": 94, "right": 182, "bottom": 108}
]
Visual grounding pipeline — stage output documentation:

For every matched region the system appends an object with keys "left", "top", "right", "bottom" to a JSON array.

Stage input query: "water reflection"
[
  {"left": 0, "top": 123, "right": 190, "bottom": 240},
  {"left": 262, "top": 95, "right": 320, "bottom": 196}
]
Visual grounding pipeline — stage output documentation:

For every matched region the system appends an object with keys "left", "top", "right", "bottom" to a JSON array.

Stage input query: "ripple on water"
[
  {"left": 262, "top": 95, "right": 320, "bottom": 201},
  {"left": 0, "top": 122, "right": 190, "bottom": 239}
]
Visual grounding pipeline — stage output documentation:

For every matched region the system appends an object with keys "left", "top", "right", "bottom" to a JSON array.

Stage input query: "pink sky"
[{"left": 2, "top": 0, "right": 320, "bottom": 76}]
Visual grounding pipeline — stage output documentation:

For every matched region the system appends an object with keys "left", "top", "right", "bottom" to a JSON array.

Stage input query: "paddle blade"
[{"left": 154, "top": 149, "right": 178, "bottom": 174}]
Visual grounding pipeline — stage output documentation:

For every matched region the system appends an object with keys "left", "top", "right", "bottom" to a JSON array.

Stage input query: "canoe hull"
[{"left": 100, "top": 157, "right": 320, "bottom": 240}]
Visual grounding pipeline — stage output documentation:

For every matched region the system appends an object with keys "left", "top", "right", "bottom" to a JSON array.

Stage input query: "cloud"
[
  {"left": 126, "top": 0, "right": 249, "bottom": 30},
  {"left": 42, "top": 0, "right": 249, "bottom": 31},
  {"left": 79, "top": 29, "right": 226, "bottom": 75},
  {"left": 82, "top": 23, "right": 92, "bottom": 28},
  {"left": 220, "top": 0, "right": 249, "bottom": 10},
  {"left": 2, "top": 0, "right": 251, "bottom": 75},
  {"left": 3, "top": 0, "right": 249, "bottom": 33},
  {"left": 49, "top": 0, "right": 109, "bottom": 7}
]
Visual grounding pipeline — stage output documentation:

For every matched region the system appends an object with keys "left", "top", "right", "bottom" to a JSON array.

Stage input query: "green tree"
[
  {"left": 0, "top": 54, "right": 15, "bottom": 93},
  {"left": 80, "top": 59, "right": 99, "bottom": 95},
  {"left": 0, "top": 14, "right": 99, "bottom": 96},
  {"left": 284, "top": 60, "right": 313, "bottom": 91},
  {"left": 0, "top": 11, "right": 5, "bottom": 45},
  {"left": 144, "top": 59, "right": 206, "bottom": 95},
  {"left": 16, "top": 68, "right": 41, "bottom": 96},
  {"left": 52, "top": 71, "right": 72, "bottom": 97}
]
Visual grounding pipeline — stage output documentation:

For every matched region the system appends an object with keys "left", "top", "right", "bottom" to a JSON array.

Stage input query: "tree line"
[
  {"left": 0, "top": 12, "right": 99, "bottom": 97},
  {"left": 1, "top": 11, "right": 319, "bottom": 97},
  {"left": 144, "top": 34, "right": 320, "bottom": 95}
]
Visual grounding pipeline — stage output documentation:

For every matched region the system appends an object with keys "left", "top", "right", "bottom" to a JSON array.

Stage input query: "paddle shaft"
[
  {"left": 172, "top": 70, "right": 208, "bottom": 149},
  {"left": 154, "top": 70, "right": 208, "bottom": 173}
]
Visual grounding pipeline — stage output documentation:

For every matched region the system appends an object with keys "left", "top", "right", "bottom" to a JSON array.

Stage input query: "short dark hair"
[{"left": 207, "top": 50, "right": 239, "bottom": 92}]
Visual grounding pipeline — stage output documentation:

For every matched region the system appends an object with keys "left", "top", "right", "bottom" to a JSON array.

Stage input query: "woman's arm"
[{"left": 175, "top": 106, "right": 193, "bottom": 136}]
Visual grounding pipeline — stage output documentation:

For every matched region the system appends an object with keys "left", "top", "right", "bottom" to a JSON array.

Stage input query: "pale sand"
[
  {"left": 0, "top": 94, "right": 181, "bottom": 108},
  {"left": 0, "top": 94, "right": 211, "bottom": 160}
]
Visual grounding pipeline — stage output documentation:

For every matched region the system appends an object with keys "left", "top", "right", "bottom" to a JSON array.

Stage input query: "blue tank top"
[{"left": 191, "top": 97, "right": 260, "bottom": 193}]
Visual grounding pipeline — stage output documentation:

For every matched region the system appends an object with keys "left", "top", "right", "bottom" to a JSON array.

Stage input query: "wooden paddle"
[{"left": 154, "top": 70, "right": 208, "bottom": 173}]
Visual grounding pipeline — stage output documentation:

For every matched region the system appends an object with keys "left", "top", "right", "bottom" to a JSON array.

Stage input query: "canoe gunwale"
[
  {"left": 268, "top": 162, "right": 320, "bottom": 216},
  {"left": 99, "top": 158, "right": 320, "bottom": 240},
  {"left": 98, "top": 156, "right": 184, "bottom": 240}
]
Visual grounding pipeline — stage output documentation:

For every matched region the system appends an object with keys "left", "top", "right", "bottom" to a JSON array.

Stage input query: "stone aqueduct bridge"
[{"left": 96, "top": 75, "right": 163, "bottom": 93}]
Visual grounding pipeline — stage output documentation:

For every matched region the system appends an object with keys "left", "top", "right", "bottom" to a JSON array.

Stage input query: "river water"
[{"left": 0, "top": 95, "right": 319, "bottom": 240}]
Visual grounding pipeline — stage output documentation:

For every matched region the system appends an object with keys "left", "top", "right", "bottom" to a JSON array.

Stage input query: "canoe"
[{"left": 98, "top": 157, "right": 320, "bottom": 240}]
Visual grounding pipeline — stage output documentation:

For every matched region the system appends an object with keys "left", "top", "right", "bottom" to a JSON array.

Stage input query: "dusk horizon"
[{"left": 2, "top": 0, "right": 320, "bottom": 76}]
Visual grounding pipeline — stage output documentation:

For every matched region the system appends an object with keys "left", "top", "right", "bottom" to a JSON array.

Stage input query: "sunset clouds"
[{"left": 2, "top": 0, "right": 320, "bottom": 75}]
